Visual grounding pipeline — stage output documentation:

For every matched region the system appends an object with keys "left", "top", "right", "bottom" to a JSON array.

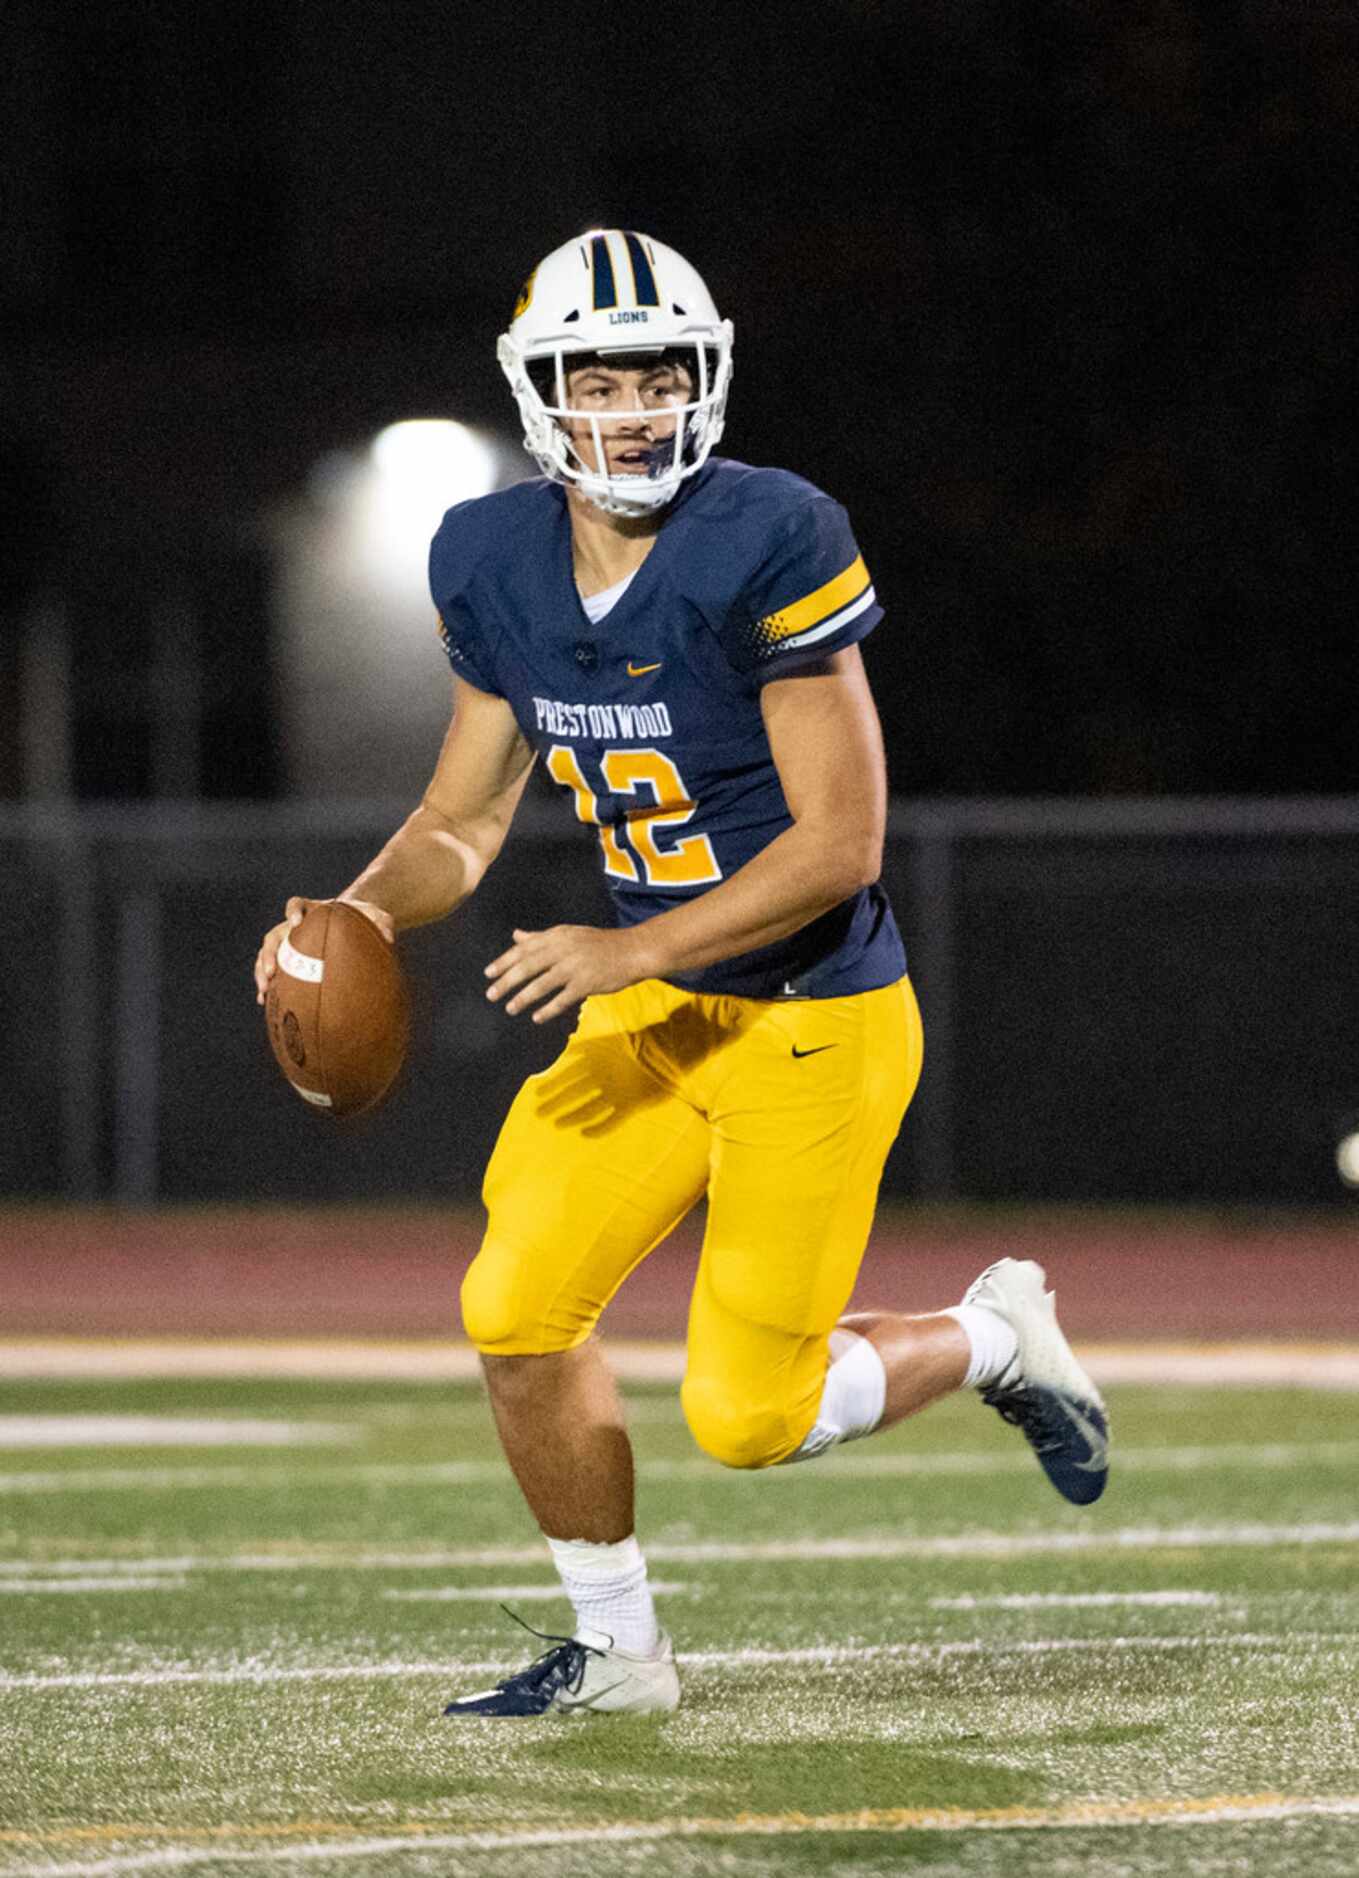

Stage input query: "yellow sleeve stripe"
[{"left": 759, "top": 554, "right": 871, "bottom": 642}]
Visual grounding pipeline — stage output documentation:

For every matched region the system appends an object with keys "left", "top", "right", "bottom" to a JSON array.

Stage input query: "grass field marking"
[
  {"left": 0, "top": 1418, "right": 360, "bottom": 1450},
  {"left": 0, "top": 1462, "right": 494, "bottom": 1495},
  {"left": 5, "top": 1630, "right": 1353, "bottom": 1692},
  {"left": 8, "top": 1793, "right": 1359, "bottom": 1877},
  {"left": 0, "top": 1575, "right": 187, "bottom": 1596},
  {"left": 678, "top": 1632, "right": 1346, "bottom": 1670},
  {"left": 0, "top": 1660, "right": 480, "bottom": 1692},
  {"left": 380, "top": 1579, "right": 692, "bottom": 1602},
  {"left": 0, "top": 1574, "right": 1232, "bottom": 1611},
  {"left": 930, "top": 1590, "right": 1226, "bottom": 1610},
  {"left": 644, "top": 1519, "right": 1359, "bottom": 1561},
  {"left": 4, "top": 1517, "right": 1359, "bottom": 1578},
  {"left": 0, "top": 1559, "right": 203, "bottom": 1578},
  {"left": 8, "top": 1437, "right": 1359, "bottom": 1495}
]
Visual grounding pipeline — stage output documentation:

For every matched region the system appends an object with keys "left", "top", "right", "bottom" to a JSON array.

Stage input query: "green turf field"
[{"left": 2, "top": 1370, "right": 1358, "bottom": 1876}]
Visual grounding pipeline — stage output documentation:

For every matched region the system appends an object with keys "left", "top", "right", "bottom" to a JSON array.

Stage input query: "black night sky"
[{"left": 3, "top": 0, "right": 1354, "bottom": 800}]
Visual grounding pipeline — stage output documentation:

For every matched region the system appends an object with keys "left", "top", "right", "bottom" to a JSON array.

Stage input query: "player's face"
[{"left": 561, "top": 358, "right": 694, "bottom": 479}]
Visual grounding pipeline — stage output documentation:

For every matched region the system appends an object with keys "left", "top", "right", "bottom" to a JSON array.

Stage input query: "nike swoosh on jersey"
[
  {"left": 791, "top": 1044, "right": 837, "bottom": 1059},
  {"left": 627, "top": 661, "right": 662, "bottom": 676}
]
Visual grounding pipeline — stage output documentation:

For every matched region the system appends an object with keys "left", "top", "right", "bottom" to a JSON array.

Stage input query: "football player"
[{"left": 255, "top": 230, "right": 1109, "bottom": 1716}]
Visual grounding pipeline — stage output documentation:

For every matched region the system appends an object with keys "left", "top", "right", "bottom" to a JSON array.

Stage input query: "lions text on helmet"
[{"left": 498, "top": 229, "right": 734, "bottom": 517}]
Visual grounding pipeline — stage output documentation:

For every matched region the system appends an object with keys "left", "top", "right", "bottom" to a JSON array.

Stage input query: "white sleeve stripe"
[{"left": 774, "top": 585, "right": 878, "bottom": 652}]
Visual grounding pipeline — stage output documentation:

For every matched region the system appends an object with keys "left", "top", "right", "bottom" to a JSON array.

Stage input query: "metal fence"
[{"left": 5, "top": 797, "right": 1358, "bottom": 1208}]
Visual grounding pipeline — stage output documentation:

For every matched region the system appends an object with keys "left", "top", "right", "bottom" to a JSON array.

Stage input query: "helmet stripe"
[
  {"left": 623, "top": 231, "right": 660, "bottom": 308},
  {"left": 589, "top": 234, "right": 618, "bottom": 310}
]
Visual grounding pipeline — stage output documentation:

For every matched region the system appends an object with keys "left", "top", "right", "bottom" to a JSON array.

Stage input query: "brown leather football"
[{"left": 264, "top": 900, "right": 409, "bottom": 1117}]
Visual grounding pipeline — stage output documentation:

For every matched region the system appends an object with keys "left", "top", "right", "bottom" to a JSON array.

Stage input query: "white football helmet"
[{"left": 498, "top": 229, "right": 734, "bottom": 515}]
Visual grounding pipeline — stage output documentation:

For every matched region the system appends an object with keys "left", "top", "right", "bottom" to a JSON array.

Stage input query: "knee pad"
[
  {"left": 680, "top": 1373, "right": 799, "bottom": 1470},
  {"left": 458, "top": 1245, "right": 518, "bottom": 1352},
  {"left": 460, "top": 1238, "right": 587, "bottom": 1355}
]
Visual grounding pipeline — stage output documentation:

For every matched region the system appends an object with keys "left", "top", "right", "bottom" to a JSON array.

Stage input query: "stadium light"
[
  {"left": 365, "top": 420, "right": 502, "bottom": 582},
  {"left": 372, "top": 418, "right": 500, "bottom": 507},
  {"left": 1336, "top": 1130, "right": 1359, "bottom": 1189},
  {"left": 270, "top": 418, "right": 519, "bottom": 792}
]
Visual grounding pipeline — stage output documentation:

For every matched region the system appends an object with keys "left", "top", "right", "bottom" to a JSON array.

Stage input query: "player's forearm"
[
  {"left": 629, "top": 818, "right": 879, "bottom": 980},
  {"left": 341, "top": 801, "right": 497, "bottom": 932}
]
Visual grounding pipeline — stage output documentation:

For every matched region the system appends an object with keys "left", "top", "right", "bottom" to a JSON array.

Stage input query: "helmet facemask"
[
  {"left": 501, "top": 338, "right": 732, "bottom": 516},
  {"left": 507, "top": 344, "right": 725, "bottom": 515}
]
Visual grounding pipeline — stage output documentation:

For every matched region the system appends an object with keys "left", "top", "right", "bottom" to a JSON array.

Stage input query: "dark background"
[{"left": 4, "top": 0, "right": 1354, "bottom": 803}]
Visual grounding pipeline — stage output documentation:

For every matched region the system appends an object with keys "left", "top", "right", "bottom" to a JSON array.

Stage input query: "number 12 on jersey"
[{"left": 547, "top": 744, "right": 723, "bottom": 888}]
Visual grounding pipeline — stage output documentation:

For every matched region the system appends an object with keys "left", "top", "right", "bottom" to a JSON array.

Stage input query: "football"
[{"left": 264, "top": 900, "right": 409, "bottom": 1117}]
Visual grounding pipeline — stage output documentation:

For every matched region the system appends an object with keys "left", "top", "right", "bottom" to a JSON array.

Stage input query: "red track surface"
[{"left": 3, "top": 1206, "right": 1357, "bottom": 1339}]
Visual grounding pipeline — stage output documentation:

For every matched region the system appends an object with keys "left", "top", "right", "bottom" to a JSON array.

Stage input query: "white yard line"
[
  {"left": 0, "top": 1576, "right": 186, "bottom": 1596},
  {"left": 2, "top": 1517, "right": 1358, "bottom": 1579},
  {"left": 5, "top": 1439, "right": 1359, "bottom": 1495},
  {"left": 931, "top": 1590, "right": 1225, "bottom": 1610},
  {"left": 0, "top": 1462, "right": 494, "bottom": 1494},
  {"left": 0, "top": 1558, "right": 207, "bottom": 1577},
  {"left": 640, "top": 1521, "right": 1359, "bottom": 1562},
  {"left": 0, "top": 1660, "right": 485, "bottom": 1692},
  {"left": 679, "top": 1633, "right": 1347, "bottom": 1669},
  {"left": 3, "top": 1338, "right": 1359, "bottom": 1386},
  {"left": 380, "top": 1580, "right": 691, "bottom": 1602},
  {"left": 11, "top": 1794, "right": 1359, "bottom": 1877},
  {"left": 0, "top": 1418, "right": 358, "bottom": 1450},
  {"left": 3, "top": 1631, "right": 1354, "bottom": 1692}
]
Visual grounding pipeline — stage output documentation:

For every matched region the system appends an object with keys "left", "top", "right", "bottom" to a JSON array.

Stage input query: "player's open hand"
[
  {"left": 485, "top": 924, "right": 650, "bottom": 1022},
  {"left": 254, "top": 896, "right": 395, "bottom": 1004}
]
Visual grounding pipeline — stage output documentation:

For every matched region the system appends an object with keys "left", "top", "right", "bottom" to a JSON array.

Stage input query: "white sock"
[
  {"left": 545, "top": 1534, "right": 660, "bottom": 1655},
  {"left": 942, "top": 1303, "right": 1019, "bottom": 1389},
  {"left": 788, "top": 1328, "right": 888, "bottom": 1461}
]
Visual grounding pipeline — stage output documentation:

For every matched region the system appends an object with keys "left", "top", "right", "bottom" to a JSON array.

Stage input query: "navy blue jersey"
[{"left": 428, "top": 457, "right": 906, "bottom": 999}]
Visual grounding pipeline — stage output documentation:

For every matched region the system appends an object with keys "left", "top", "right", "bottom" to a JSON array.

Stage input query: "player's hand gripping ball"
[{"left": 263, "top": 901, "right": 409, "bottom": 1117}]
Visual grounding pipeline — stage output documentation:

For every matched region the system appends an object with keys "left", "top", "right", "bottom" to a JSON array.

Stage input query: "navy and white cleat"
[
  {"left": 443, "top": 1620, "right": 679, "bottom": 1717},
  {"left": 962, "top": 1257, "right": 1110, "bottom": 1505}
]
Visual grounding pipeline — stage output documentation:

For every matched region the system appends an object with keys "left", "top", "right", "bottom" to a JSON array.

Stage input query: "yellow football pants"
[{"left": 461, "top": 975, "right": 923, "bottom": 1468}]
